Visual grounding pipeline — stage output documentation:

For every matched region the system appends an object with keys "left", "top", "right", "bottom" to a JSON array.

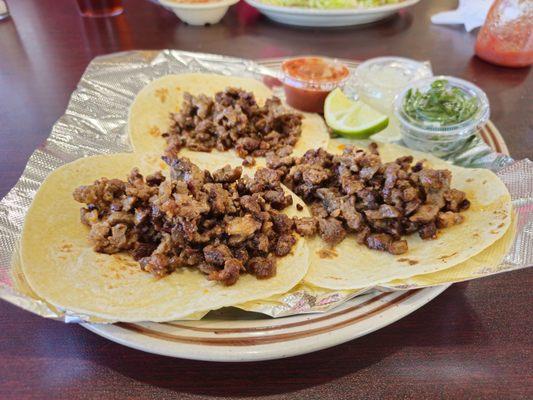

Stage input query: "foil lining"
[{"left": 0, "top": 50, "right": 531, "bottom": 323}]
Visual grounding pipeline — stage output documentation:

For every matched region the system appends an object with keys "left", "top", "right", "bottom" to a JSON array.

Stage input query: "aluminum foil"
[{"left": 0, "top": 50, "right": 531, "bottom": 322}]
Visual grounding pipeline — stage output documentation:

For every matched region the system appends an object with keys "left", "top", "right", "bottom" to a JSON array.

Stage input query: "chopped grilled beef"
[
  {"left": 74, "top": 157, "right": 304, "bottom": 286},
  {"left": 365, "top": 204, "right": 402, "bottom": 220},
  {"left": 209, "top": 258, "right": 242, "bottom": 286},
  {"left": 389, "top": 239, "right": 408, "bottom": 255},
  {"left": 226, "top": 215, "right": 261, "bottom": 239},
  {"left": 409, "top": 204, "right": 440, "bottom": 224},
  {"left": 247, "top": 257, "right": 276, "bottom": 279},
  {"left": 436, "top": 211, "right": 464, "bottom": 228},
  {"left": 419, "top": 222, "right": 438, "bottom": 240},
  {"left": 444, "top": 189, "right": 470, "bottom": 212},
  {"left": 212, "top": 165, "right": 242, "bottom": 183},
  {"left": 274, "top": 234, "right": 297, "bottom": 257},
  {"left": 267, "top": 143, "right": 469, "bottom": 255},
  {"left": 203, "top": 244, "right": 232, "bottom": 267},
  {"left": 366, "top": 233, "right": 393, "bottom": 252},
  {"left": 318, "top": 218, "right": 347, "bottom": 246},
  {"left": 293, "top": 217, "right": 318, "bottom": 236},
  {"left": 166, "top": 88, "right": 302, "bottom": 160},
  {"left": 272, "top": 213, "right": 294, "bottom": 233}
]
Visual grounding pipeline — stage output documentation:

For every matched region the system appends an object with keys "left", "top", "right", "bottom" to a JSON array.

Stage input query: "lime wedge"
[{"left": 324, "top": 88, "right": 389, "bottom": 137}]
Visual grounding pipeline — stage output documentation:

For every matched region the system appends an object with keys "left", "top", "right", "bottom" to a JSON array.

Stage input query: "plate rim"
[
  {"left": 244, "top": 0, "right": 420, "bottom": 16},
  {"left": 83, "top": 284, "right": 450, "bottom": 362}
]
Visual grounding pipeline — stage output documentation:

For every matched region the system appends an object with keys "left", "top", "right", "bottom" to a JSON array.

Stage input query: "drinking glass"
[{"left": 77, "top": 0, "right": 124, "bottom": 17}]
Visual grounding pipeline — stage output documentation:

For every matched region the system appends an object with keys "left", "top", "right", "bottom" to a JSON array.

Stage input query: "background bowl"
[{"left": 159, "top": 0, "right": 240, "bottom": 25}]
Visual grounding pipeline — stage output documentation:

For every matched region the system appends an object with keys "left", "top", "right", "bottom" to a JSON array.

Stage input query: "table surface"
[{"left": 1, "top": 0, "right": 532, "bottom": 399}]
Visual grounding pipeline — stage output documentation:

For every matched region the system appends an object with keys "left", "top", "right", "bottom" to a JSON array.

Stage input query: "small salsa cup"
[{"left": 281, "top": 56, "right": 350, "bottom": 113}]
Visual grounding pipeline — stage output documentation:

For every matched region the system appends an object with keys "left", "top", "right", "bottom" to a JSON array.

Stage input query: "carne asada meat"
[
  {"left": 74, "top": 157, "right": 303, "bottom": 286},
  {"left": 164, "top": 88, "right": 303, "bottom": 161},
  {"left": 266, "top": 143, "right": 469, "bottom": 255}
]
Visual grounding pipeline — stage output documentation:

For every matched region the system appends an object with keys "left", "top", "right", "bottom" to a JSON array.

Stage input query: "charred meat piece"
[
  {"left": 209, "top": 258, "right": 243, "bottom": 286},
  {"left": 444, "top": 189, "right": 470, "bottom": 212},
  {"left": 212, "top": 165, "right": 242, "bottom": 183},
  {"left": 272, "top": 213, "right": 294, "bottom": 234},
  {"left": 389, "top": 239, "right": 408, "bottom": 255},
  {"left": 419, "top": 222, "right": 438, "bottom": 240},
  {"left": 247, "top": 257, "right": 276, "bottom": 279},
  {"left": 274, "top": 234, "right": 297, "bottom": 257},
  {"left": 366, "top": 233, "right": 393, "bottom": 252},
  {"left": 226, "top": 215, "right": 261, "bottom": 239},
  {"left": 318, "top": 218, "right": 347, "bottom": 246},
  {"left": 293, "top": 217, "right": 318, "bottom": 236},
  {"left": 340, "top": 198, "right": 363, "bottom": 231},
  {"left": 436, "top": 211, "right": 464, "bottom": 228},
  {"left": 364, "top": 204, "right": 402, "bottom": 220},
  {"left": 203, "top": 244, "right": 232, "bottom": 267},
  {"left": 409, "top": 204, "right": 440, "bottom": 224},
  {"left": 140, "top": 253, "right": 173, "bottom": 277}
]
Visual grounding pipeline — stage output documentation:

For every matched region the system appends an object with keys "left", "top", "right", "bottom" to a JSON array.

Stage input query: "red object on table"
[{"left": 475, "top": 0, "right": 533, "bottom": 67}]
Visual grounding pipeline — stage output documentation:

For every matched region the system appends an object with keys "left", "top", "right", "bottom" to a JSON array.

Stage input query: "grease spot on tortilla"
[
  {"left": 397, "top": 258, "right": 419, "bottom": 265},
  {"left": 59, "top": 243, "right": 73, "bottom": 253},
  {"left": 149, "top": 126, "right": 161, "bottom": 137},
  {"left": 466, "top": 178, "right": 474, "bottom": 183},
  {"left": 317, "top": 248, "right": 338, "bottom": 259},
  {"left": 155, "top": 88, "right": 169, "bottom": 103},
  {"left": 490, "top": 229, "right": 499, "bottom": 234},
  {"left": 438, "top": 252, "right": 458, "bottom": 262},
  {"left": 482, "top": 180, "right": 487, "bottom": 184}
]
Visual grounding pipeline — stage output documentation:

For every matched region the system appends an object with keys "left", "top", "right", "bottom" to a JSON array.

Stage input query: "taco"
[
  {"left": 20, "top": 152, "right": 310, "bottom": 322},
  {"left": 128, "top": 73, "right": 329, "bottom": 165},
  {"left": 263, "top": 140, "right": 512, "bottom": 290},
  {"left": 381, "top": 211, "right": 517, "bottom": 289}
]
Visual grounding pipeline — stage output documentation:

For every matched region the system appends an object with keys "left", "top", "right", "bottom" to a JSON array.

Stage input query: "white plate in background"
[{"left": 244, "top": 0, "right": 420, "bottom": 27}]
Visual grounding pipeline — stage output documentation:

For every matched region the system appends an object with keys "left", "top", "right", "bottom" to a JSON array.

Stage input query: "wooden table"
[{"left": 0, "top": 0, "right": 531, "bottom": 398}]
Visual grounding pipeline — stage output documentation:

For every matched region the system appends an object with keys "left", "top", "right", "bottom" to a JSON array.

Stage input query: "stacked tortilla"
[{"left": 19, "top": 74, "right": 514, "bottom": 322}]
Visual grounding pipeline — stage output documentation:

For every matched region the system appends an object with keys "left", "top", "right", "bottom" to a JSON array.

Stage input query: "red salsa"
[{"left": 281, "top": 57, "right": 349, "bottom": 113}]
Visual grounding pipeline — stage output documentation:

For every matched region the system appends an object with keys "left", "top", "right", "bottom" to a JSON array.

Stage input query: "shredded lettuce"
[{"left": 260, "top": 0, "right": 401, "bottom": 9}]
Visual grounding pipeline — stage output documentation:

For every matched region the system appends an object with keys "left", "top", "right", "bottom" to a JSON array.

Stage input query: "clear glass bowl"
[
  {"left": 393, "top": 76, "right": 490, "bottom": 157},
  {"left": 354, "top": 57, "right": 433, "bottom": 114}
]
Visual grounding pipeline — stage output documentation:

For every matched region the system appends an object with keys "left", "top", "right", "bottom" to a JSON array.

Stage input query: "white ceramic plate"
[
  {"left": 83, "top": 285, "right": 449, "bottom": 362},
  {"left": 81, "top": 56, "right": 508, "bottom": 362},
  {"left": 244, "top": 0, "right": 420, "bottom": 27}
]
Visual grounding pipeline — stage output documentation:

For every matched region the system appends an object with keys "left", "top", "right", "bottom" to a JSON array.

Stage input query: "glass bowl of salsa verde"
[
  {"left": 281, "top": 56, "right": 350, "bottom": 113},
  {"left": 394, "top": 76, "right": 490, "bottom": 157}
]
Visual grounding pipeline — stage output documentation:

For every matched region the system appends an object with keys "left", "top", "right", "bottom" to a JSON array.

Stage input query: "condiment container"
[
  {"left": 280, "top": 56, "right": 350, "bottom": 113},
  {"left": 159, "top": 0, "right": 239, "bottom": 26},
  {"left": 393, "top": 76, "right": 490, "bottom": 157},
  {"left": 354, "top": 57, "right": 432, "bottom": 114}
]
